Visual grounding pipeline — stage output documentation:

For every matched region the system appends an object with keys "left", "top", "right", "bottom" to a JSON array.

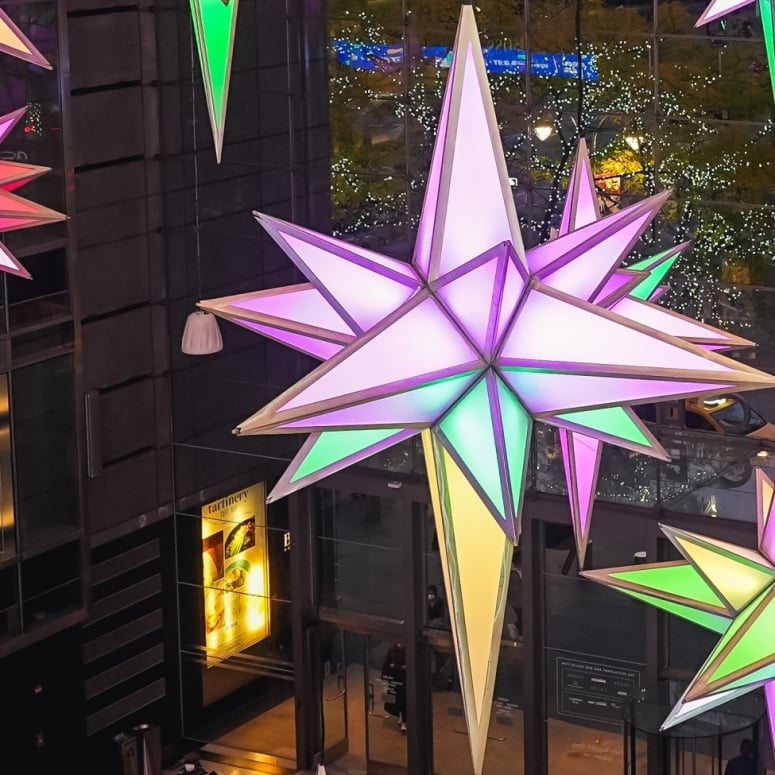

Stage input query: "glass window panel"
[
  {"left": 12, "top": 354, "right": 77, "bottom": 551},
  {"left": 7, "top": 246, "right": 69, "bottom": 329},
  {"left": 316, "top": 487, "right": 405, "bottom": 619},
  {"left": 545, "top": 512, "right": 648, "bottom": 775}
]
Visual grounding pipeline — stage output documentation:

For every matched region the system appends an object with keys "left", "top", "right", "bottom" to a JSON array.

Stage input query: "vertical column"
[
  {"left": 646, "top": 527, "right": 665, "bottom": 775},
  {"left": 403, "top": 498, "right": 434, "bottom": 775},
  {"left": 522, "top": 512, "right": 548, "bottom": 775},
  {"left": 290, "top": 488, "right": 321, "bottom": 770}
]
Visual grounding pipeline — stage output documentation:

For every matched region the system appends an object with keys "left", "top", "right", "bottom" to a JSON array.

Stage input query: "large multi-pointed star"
[
  {"left": 583, "top": 469, "right": 775, "bottom": 749},
  {"left": 201, "top": 6, "right": 775, "bottom": 771},
  {"left": 696, "top": 0, "right": 775, "bottom": 101},
  {"left": 202, "top": 20, "right": 773, "bottom": 549},
  {"left": 554, "top": 140, "right": 756, "bottom": 563}
]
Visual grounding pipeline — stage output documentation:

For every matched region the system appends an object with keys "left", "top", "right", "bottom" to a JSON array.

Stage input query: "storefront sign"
[
  {"left": 552, "top": 650, "right": 642, "bottom": 726},
  {"left": 201, "top": 482, "right": 270, "bottom": 662}
]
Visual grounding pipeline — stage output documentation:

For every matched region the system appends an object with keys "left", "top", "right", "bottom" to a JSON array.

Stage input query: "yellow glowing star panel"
[
  {"left": 423, "top": 429, "right": 514, "bottom": 775},
  {"left": 583, "top": 469, "right": 775, "bottom": 754}
]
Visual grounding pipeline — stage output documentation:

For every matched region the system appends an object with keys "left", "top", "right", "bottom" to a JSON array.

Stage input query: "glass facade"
[
  {"left": 2, "top": 0, "right": 775, "bottom": 771},
  {"left": 0, "top": 0, "right": 80, "bottom": 655},
  {"left": 163, "top": 1, "right": 775, "bottom": 773}
]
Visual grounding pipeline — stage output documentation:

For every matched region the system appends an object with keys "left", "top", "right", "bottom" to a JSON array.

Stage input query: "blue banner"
[{"left": 333, "top": 40, "right": 598, "bottom": 81}]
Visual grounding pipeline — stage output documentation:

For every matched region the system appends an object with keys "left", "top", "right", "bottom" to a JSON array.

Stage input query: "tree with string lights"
[{"left": 327, "top": 0, "right": 775, "bottom": 331}]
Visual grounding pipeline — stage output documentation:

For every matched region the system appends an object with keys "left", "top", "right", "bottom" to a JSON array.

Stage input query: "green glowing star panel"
[
  {"left": 583, "top": 469, "right": 775, "bottom": 755},
  {"left": 189, "top": 0, "right": 239, "bottom": 163},
  {"left": 199, "top": 6, "right": 775, "bottom": 771}
]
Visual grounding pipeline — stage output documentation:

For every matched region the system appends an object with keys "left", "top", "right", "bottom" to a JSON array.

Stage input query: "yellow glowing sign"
[{"left": 201, "top": 482, "right": 270, "bottom": 661}]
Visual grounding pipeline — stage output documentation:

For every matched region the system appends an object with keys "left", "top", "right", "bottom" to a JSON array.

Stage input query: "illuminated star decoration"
[
  {"left": 583, "top": 469, "right": 775, "bottom": 751},
  {"left": 695, "top": 0, "right": 775, "bottom": 101},
  {"left": 555, "top": 140, "right": 757, "bottom": 565},
  {"left": 201, "top": 6, "right": 775, "bottom": 772},
  {"left": 189, "top": 0, "right": 239, "bottom": 162},
  {"left": 0, "top": 8, "right": 51, "bottom": 69},
  {"left": 0, "top": 107, "right": 66, "bottom": 278}
]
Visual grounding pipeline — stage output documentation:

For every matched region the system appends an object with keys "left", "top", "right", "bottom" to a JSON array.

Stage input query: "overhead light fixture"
[
  {"left": 624, "top": 131, "right": 645, "bottom": 152},
  {"left": 533, "top": 115, "right": 553, "bottom": 142},
  {"left": 181, "top": 309, "right": 223, "bottom": 355}
]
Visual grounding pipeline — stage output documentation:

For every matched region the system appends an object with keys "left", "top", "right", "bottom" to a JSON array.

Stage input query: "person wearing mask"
[{"left": 427, "top": 584, "right": 446, "bottom": 625}]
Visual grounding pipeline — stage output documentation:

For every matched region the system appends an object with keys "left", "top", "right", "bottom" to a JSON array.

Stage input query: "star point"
[{"left": 583, "top": 473, "right": 775, "bottom": 751}]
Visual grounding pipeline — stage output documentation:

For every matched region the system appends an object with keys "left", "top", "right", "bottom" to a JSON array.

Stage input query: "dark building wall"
[{"left": 63, "top": 0, "right": 329, "bottom": 766}]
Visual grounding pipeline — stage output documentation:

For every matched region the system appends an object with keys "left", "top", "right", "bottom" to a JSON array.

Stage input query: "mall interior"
[{"left": 1, "top": 0, "right": 775, "bottom": 773}]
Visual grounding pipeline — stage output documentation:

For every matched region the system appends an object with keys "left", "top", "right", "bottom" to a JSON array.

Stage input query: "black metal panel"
[
  {"left": 69, "top": 11, "right": 142, "bottom": 90},
  {"left": 99, "top": 378, "right": 156, "bottom": 462},
  {"left": 67, "top": 0, "right": 135, "bottom": 12},
  {"left": 85, "top": 643, "right": 165, "bottom": 699},
  {"left": 70, "top": 88, "right": 145, "bottom": 167},
  {"left": 92, "top": 538, "right": 160, "bottom": 584},
  {"left": 85, "top": 449, "right": 171, "bottom": 535},
  {"left": 85, "top": 677, "right": 166, "bottom": 734},
  {"left": 76, "top": 195, "right": 150, "bottom": 250},
  {"left": 82, "top": 307, "right": 154, "bottom": 388},
  {"left": 90, "top": 575, "right": 161, "bottom": 622},
  {"left": 83, "top": 609, "right": 163, "bottom": 663},
  {"left": 78, "top": 236, "right": 152, "bottom": 317},
  {"left": 75, "top": 159, "right": 155, "bottom": 213}
]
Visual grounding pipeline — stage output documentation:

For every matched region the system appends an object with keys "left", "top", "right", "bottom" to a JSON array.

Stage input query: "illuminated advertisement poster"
[{"left": 201, "top": 482, "right": 270, "bottom": 662}]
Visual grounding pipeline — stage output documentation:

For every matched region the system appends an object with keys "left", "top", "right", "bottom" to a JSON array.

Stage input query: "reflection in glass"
[
  {"left": 317, "top": 488, "right": 405, "bottom": 619},
  {"left": 13, "top": 354, "right": 77, "bottom": 551}
]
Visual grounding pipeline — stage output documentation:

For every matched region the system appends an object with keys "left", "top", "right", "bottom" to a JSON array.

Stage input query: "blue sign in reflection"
[{"left": 333, "top": 40, "right": 598, "bottom": 81}]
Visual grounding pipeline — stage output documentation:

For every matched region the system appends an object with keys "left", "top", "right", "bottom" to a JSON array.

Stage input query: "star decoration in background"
[
  {"left": 0, "top": 107, "right": 66, "bottom": 278},
  {"left": 189, "top": 0, "right": 239, "bottom": 162},
  {"left": 201, "top": 6, "right": 775, "bottom": 771},
  {"left": 554, "top": 140, "right": 756, "bottom": 564},
  {"left": 696, "top": 0, "right": 775, "bottom": 101},
  {"left": 0, "top": 9, "right": 51, "bottom": 69},
  {"left": 583, "top": 469, "right": 775, "bottom": 750}
]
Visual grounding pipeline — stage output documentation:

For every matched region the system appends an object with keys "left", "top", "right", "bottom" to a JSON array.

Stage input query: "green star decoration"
[{"left": 583, "top": 469, "right": 775, "bottom": 744}]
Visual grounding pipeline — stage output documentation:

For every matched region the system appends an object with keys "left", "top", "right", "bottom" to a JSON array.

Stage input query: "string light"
[{"left": 328, "top": 7, "right": 775, "bottom": 329}]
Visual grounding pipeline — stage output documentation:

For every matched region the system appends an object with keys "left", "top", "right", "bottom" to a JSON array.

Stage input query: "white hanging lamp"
[{"left": 181, "top": 309, "right": 223, "bottom": 354}]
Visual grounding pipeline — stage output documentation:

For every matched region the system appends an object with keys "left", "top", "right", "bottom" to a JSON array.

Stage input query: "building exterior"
[{"left": 0, "top": 0, "right": 773, "bottom": 774}]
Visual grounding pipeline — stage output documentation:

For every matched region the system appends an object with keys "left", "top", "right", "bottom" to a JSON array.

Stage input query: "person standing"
[
  {"left": 723, "top": 739, "right": 756, "bottom": 775},
  {"left": 381, "top": 642, "right": 408, "bottom": 732}
]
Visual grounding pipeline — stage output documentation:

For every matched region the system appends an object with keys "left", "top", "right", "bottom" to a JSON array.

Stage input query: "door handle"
[
  {"left": 84, "top": 391, "right": 103, "bottom": 478},
  {"left": 337, "top": 673, "right": 345, "bottom": 692},
  {"left": 367, "top": 682, "right": 390, "bottom": 718}
]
